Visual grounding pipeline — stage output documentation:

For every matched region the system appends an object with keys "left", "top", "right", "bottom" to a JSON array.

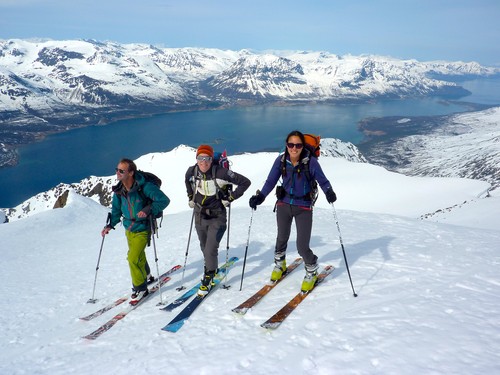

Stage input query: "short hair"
[{"left": 119, "top": 158, "right": 137, "bottom": 173}]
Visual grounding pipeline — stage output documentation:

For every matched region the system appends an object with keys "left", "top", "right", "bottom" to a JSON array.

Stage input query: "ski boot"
[
  {"left": 270, "top": 257, "right": 287, "bottom": 282},
  {"left": 301, "top": 263, "right": 319, "bottom": 293},
  {"left": 197, "top": 269, "right": 216, "bottom": 297},
  {"left": 130, "top": 289, "right": 149, "bottom": 305}
]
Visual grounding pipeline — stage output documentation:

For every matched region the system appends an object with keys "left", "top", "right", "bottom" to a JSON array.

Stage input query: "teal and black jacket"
[{"left": 110, "top": 172, "right": 170, "bottom": 232}]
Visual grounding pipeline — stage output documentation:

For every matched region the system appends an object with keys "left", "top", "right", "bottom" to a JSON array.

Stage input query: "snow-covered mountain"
[
  {"left": 358, "top": 106, "right": 500, "bottom": 192},
  {"left": 1, "top": 39, "right": 499, "bottom": 167},
  {"left": 1, "top": 141, "right": 499, "bottom": 374},
  {"left": 3, "top": 138, "right": 366, "bottom": 221},
  {"left": 4, "top": 40, "right": 494, "bottom": 115}
]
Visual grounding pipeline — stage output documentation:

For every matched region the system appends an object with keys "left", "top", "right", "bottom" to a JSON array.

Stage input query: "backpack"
[
  {"left": 303, "top": 133, "right": 321, "bottom": 158},
  {"left": 213, "top": 150, "right": 230, "bottom": 169},
  {"left": 136, "top": 170, "right": 163, "bottom": 220},
  {"left": 111, "top": 170, "right": 163, "bottom": 245},
  {"left": 278, "top": 133, "right": 321, "bottom": 205}
]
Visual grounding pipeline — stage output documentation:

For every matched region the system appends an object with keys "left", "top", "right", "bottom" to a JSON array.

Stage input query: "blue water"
[{"left": 1, "top": 77, "right": 499, "bottom": 208}]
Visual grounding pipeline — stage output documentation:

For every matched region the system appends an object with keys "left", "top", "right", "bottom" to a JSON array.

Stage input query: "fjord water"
[{"left": 1, "top": 78, "right": 499, "bottom": 208}]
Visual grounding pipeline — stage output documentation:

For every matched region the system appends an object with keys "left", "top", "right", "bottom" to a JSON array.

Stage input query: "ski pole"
[
  {"left": 239, "top": 209, "right": 254, "bottom": 291},
  {"left": 177, "top": 209, "right": 195, "bottom": 291},
  {"left": 222, "top": 201, "right": 232, "bottom": 289},
  {"left": 88, "top": 212, "right": 111, "bottom": 303},
  {"left": 149, "top": 215, "right": 166, "bottom": 305},
  {"left": 331, "top": 203, "right": 358, "bottom": 297}
]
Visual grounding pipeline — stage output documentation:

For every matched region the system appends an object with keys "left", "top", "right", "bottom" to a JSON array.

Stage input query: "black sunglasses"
[
  {"left": 115, "top": 168, "right": 127, "bottom": 174},
  {"left": 286, "top": 142, "right": 303, "bottom": 149}
]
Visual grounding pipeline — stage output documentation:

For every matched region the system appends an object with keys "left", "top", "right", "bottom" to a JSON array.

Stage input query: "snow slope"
[{"left": 1, "top": 150, "right": 499, "bottom": 375}]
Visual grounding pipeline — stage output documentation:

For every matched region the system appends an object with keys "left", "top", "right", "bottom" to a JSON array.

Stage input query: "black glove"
[
  {"left": 221, "top": 194, "right": 234, "bottom": 207},
  {"left": 325, "top": 188, "right": 337, "bottom": 203},
  {"left": 249, "top": 192, "right": 265, "bottom": 210}
]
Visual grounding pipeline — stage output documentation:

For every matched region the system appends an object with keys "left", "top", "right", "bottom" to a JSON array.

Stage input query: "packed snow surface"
[{"left": 1, "top": 149, "right": 499, "bottom": 374}]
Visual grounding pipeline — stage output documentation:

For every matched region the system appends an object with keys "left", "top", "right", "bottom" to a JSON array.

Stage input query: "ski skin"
[
  {"left": 82, "top": 265, "right": 181, "bottom": 340},
  {"left": 161, "top": 256, "right": 239, "bottom": 312},
  {"left": 260, "top": 265, "right": 334, "bottom": 330},
  {"left": 80, "top": 265, "right": 181, "bottom": 321},
  {"left": 232, "top": 257, "right": 303, "bottom": 315},
  {"left": 161, "top": 257, "right": 238, "bottom": 333}
]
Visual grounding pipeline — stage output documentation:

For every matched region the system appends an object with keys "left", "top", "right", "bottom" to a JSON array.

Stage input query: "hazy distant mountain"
[{"left": 1, "top": 39, "right": 499, "bottom": 167}]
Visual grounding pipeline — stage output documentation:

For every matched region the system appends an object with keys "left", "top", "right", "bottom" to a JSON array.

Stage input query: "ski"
[
  {"left": 161, "top": 283, "right": 201, "bottom": 312},
  {"left": 82, "top": 265, "right": 181, "bottom": 340},
  {"left": 232, "top": 257, "right": 303, "bottom": 315},
  {"left": 161, "top": 257, "right": 238, "bottom": 333},
  {"left": 260, "top": 265, "right": 334, "bottom": 330},
  {"left": 79, "top": 264, "right": 181, "bottom": 321},
  {"left": 80, "top": 296, "right": 129, "bottom": 321},
  {"left": 160, "top": 256, "right": 238, "bottom": 312}
]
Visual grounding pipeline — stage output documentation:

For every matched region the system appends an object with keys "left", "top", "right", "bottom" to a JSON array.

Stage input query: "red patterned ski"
[{"left": 82, "top": 265, "right": 181, "bottom": 340}]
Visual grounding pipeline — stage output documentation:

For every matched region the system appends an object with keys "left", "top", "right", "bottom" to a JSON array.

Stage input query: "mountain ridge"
[
  {"left": 1, "top": 39, "right": 499, "bottom": 167},
  {"left": 3, "top": 139, "right": 367, "bottom": 220}
]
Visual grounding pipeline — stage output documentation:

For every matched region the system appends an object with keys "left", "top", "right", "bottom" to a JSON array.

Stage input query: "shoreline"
[{"left": 0, "top": 97, "right": 491, "bottom": 169}]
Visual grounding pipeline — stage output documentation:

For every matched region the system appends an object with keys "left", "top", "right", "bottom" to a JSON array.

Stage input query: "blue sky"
[{"left": 1, "top": 0, "right": 499, "bottom": 66}]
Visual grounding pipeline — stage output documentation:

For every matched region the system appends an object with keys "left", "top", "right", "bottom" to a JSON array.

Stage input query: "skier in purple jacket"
[{"left": 249, "top": 130, "right": 337, "bottom": 292}]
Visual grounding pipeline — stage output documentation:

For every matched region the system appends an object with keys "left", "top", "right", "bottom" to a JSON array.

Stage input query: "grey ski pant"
[
  {"left": 275, "top": 203, "right": 318, "bottom": 266},
  {"left": 194, "top": 210, "right": 227, "bottom": 271}
]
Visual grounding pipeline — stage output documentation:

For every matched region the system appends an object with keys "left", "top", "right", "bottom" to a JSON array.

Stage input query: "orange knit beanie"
[{"left": 196, "top": 144, "right": 214, "bottom": 157}]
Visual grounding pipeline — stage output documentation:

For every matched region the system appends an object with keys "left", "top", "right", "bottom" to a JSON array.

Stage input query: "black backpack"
[{"left": 136, "top": 170, "right": 163, "bottom": 219}]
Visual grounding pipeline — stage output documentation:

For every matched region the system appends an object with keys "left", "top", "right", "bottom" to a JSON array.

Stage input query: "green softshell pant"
[{"left": 125, "top": 230, "right": 149, "bottom": 291}]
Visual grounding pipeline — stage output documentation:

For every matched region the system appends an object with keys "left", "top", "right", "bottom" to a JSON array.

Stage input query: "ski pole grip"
[{"left": 106, "top": 212, "right": 111, "bottom": 226}]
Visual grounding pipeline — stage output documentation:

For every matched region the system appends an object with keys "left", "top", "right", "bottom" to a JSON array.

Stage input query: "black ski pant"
[{"left": 275, "top": 203, "right": 318, "bottom": 266}]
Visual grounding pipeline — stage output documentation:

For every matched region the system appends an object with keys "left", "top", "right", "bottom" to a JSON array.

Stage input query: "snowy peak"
[
  {"left": 1, "top": 39, "right": 498, "bottom": 114},
  {"left": 3, "top": 136, "right": 495, "bottom": 234},
  {"left": 320, "top": 138, "right": 367, "bottom": 162},
  {"left": 1, "top": 39, "right": 499, "bottom": 167},
  {"left": 4, "top": 139, "right": 365, "bottom": 220},
  {"left": 35, "top": 46, "right": 85, "bottom": 66},
  {"left": 205, "top": 54, "right": 308, "bottom": 99}
]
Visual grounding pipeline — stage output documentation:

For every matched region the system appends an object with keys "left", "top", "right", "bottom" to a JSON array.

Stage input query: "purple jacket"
[{"left": 260, "top": 153, "right": 332, "bottom": 207}]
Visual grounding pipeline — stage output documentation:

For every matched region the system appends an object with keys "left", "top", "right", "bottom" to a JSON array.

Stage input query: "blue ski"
[
  {"left": 161, "top": 257, "right": 238, "bottom": 333},
  {"left": 161, "top": 256, "right": 239, "bottom": 312},
  {"left": 161, "top": 283, "right": 200, "bottom": 312}
]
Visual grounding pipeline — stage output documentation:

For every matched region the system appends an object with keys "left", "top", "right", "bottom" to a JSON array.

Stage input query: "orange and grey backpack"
[{"left": 303, "top": 133, "right": 321, "bottom": 158}]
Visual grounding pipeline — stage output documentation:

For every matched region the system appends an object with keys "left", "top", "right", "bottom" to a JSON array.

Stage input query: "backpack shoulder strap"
[
  {"left": 300, "top": 157, "right": 319, "bottom": 204},
  {"left": 280, "top": 153, "right": 287, "bottom": 177},
  {"left": 211, "top": 164, "right": 224, "bottom": 199}
]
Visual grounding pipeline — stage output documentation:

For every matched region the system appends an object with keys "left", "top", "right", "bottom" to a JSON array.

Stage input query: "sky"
[
  {"left": 1, "top": 0, "right": 499, "bottom": 66},
  {"left": 1, "top": 146, "right": 499, "bottom": 374}
]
